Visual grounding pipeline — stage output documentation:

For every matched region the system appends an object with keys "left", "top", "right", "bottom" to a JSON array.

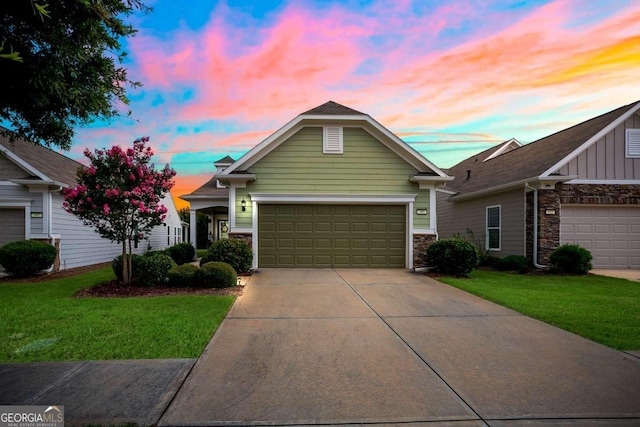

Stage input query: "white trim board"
[{"left": 248, "top": 193, "right": 417, "bottom": 204}]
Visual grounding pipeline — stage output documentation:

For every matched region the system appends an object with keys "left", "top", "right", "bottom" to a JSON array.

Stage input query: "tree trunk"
[
  {"left": 121, "top": 239, "right": 130, "bottom": 285},
  {"left": 127, "top": 238, "right": 133, "bottom": 284}
]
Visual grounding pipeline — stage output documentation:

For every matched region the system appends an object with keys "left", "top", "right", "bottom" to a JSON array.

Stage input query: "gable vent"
[
  {"left": 323, "top": 126, "right": 343, "bottom": 154},
  {"left": 627, "top": 129, "right": 640, "bottom": 158}
]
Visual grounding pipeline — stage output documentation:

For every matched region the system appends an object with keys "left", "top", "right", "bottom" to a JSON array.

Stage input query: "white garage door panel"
[{"left": 561, "top": 206, "right": 640, "bottom": 269}]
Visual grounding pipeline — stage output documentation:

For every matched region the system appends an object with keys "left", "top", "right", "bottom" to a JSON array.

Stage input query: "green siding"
[
  {"left": 236, "top": 188, "right": 252, "bottom": 228},
  {"left": 237, "top": 126, "right": 430, "bottom": 227}
]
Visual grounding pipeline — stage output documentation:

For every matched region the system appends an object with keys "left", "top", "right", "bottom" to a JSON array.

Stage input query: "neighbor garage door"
[
  {"left": 258, "top": 204, "right": 406, "bottom": 268},
  {"left": 560, "top": 206, "right": 640, "bottom": 269},
  {"left": 0, "top": 208, "right": 25, "bottom": 246}
]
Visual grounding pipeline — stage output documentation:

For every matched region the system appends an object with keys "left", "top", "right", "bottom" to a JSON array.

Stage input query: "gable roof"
[
  {"left": 214, "top": 155, "right": 235, "bottom": 165},
  {"left": 444, "top": 100, "right": 640, "bottom": 197},
  {"left": 182, "top": 175, "right": 229, "bottom": 198},
  {"left": 0, "top": 130, "right": 82, "bottom": 186},
  {"left": 302, "top": 101, "right": 366, "bottom": 116},
  {"left": 220, "top": 101, "right": 450, "bottom": 179}
]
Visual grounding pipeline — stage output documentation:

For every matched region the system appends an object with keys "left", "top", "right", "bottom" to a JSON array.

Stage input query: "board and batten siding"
[
  {"left": 556, "top": 113, "right": 640, "bottom": 179},
  {"left": 237, "top": 126, "right": 430, "bottom": 228},
  {"left": 437, "top": 188, "right": 525, "bottom": 256}
]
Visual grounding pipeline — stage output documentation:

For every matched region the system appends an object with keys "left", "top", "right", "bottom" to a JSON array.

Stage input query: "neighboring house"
[
  {"left": 181, "top": 101, "right": 452, "bottom": 269},
  {"left": 0, "top": 132, "right": 183, "bottom": 271},
  {"left": 437, "top": 101, "right": 640, "bottom": 269}
]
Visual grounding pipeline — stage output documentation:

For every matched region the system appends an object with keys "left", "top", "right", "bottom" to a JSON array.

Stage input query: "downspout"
[
  {"left": 525, "top": 183, "right": 547, "bottom": 269},
  {"left": 43, "top": 187, "right": 62, "bottom": 273}
]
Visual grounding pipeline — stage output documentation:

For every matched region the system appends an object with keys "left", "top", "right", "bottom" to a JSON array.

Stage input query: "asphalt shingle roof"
[
  {"left": 302, "top": 101, "right": 366, "bottom": 116},
  {"left": 185, "top": 175, "right": 229, "bottom": 197},
  {"left": 445, "top": 101, "right": 639, "bottom": 195},
  {"left": 0, "top": 131, "right": 82, "bottom": 186}
]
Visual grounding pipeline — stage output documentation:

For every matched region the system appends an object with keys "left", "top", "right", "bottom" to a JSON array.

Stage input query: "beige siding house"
[
  {"left": 0, "top": 132, "right": 183, "bottom": 271},
  {"left": 437, "top": 100, "right": 640, "bottom": 269},
  {"left": 181, "top": 101, "right": 452, "bottom": 269}
]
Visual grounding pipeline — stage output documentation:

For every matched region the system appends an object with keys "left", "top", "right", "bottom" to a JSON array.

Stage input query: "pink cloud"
[{"left": 109, "top": 0, "right": 640, "bottom": 201}]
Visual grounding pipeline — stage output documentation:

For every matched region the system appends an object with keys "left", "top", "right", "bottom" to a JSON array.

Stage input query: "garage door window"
[{"left": 486, "top": 205, "right": 501, "bottom": 251}]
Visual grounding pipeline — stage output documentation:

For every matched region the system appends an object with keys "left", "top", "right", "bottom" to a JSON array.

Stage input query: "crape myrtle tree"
[{"left": 63, "top": 137, "right": 176, "bottom": 284}]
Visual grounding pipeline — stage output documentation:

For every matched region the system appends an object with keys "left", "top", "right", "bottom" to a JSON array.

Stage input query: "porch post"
[{"left": 189, "top": 208, "right": 197, "bottom": 248}]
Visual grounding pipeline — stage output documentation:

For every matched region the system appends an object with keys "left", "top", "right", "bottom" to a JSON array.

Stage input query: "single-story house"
[
  {"left": 0, "top": 131, "right": 184, "bottom": 271},
  {"left": 181, "top": 101, "right": 452, "bottom": 269},
  {"left": 437, "top": 100, "right": 640, "bottom": 269}
]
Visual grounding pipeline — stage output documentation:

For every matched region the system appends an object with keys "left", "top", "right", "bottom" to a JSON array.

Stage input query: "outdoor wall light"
[{"left": 241, "top": 198, "right": 246, "bottom": 212}]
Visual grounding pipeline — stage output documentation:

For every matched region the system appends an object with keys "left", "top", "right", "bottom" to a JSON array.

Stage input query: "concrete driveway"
[{"left": 160, "top": 269, "right": 640, "bottom": 426}]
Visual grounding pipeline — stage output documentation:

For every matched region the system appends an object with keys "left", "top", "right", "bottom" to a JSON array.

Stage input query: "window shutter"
[
  {"left": 627, "top": 129, "right": 640, "bottom": 158},
  {"left": 323, "top": 126, "right": 343, "bottom": 154}
]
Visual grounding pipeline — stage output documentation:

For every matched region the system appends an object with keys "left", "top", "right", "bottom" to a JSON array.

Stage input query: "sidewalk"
[{"left": 0, "top": 359, "right": 194, "bottom": 426}]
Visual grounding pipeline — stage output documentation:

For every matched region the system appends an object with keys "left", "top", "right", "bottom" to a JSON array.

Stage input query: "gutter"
[
  {"left": 448, "top": 175, "right": 576, "bottom": 202},
  {"left": 525, "top": 182, "right": 547, "bottom": 269}
]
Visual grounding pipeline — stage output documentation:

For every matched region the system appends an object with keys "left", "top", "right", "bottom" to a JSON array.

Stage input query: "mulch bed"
[
  {"left": 1, "top": 261, "right": 245, "bottom": 298},
  {"left": 74, "top": 280, "right": 244, "bottom": 298}
]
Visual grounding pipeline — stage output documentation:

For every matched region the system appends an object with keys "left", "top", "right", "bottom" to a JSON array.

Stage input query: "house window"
[
  {"left": 486, "top": 205, "right": 501, "bottom": 251},
  {"left": 167, "top": 225, "right": 171, "bottom": 246},
  {"left": 626, "top": 129, "right": 640, "bottom": 158},
  {"left": 323, "top": 126, "right": 343, "bottom": 154}
]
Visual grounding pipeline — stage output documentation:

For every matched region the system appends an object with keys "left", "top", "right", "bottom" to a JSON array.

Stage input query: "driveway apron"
[{"left": 160, "top": 269, "right": 640, "bottom": 426}]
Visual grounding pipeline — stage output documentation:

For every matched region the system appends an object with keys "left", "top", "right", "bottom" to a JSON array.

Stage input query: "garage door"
[
  {"left": 258, "top": 204, "right": 406, "bottom": 268},
  {"left": 0, "top": 208, "right": 25, "bottom": 246},
  {"left": 560, "top": 206, "right": 640, "bottom": 269}
]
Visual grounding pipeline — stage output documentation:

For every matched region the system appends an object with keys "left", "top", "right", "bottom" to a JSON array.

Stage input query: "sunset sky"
[{"left": 67, "top": 0, "right": 640, "bottom": 210}]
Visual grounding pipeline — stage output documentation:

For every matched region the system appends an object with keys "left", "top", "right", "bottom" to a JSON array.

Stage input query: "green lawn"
[
  {"left": 438, "top": 270, "right": 640, "bottom": 351},
  {"left": 0, "top": 267, "right": 235, "bottom": 363}
]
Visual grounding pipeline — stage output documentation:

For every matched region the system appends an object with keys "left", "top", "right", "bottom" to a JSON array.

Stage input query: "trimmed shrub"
[
  {"left": 549, "top": 244, "right": 593, "bottom": 275},
  {"left": 144, "top": 249, "right": 168, "bottom": 257},
  {"left": 112, "top": 254, "right": 144, "bottom": 282},
  {"left": 197, "top": 261, "right": 237, "bottom": 288},
  {"left": 425, "top": 238, "right": 479, "bottom": 277},
  {"left": 166, "top": 242, "right": 196, "bottom": 265},
  {"left": 137, "top": 253, "right": 177, "bottom": 286},
  {"left": 0, "top": 240, "right": 56, "bottom": 278},
  {"left": 495, "top": 255, "right": 531, "bottom": 274},
  {"left": 479, "top": 254, "right": 501, "bottom": 268},
  {"left": 200, "top": 239, "right": 252, "bottom": 273},
  {"left": 168, "top": 264, "right": 200, "bottom": 287}
]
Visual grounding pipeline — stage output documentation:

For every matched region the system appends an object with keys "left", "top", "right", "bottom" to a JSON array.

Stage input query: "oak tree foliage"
[{"left": 0, "top": 0, "right": 150, "bottom": 149}]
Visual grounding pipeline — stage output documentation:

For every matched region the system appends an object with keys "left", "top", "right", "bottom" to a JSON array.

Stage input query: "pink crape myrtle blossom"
[{"left": 62, "top": 137, "right": 176, "bottom": 284}]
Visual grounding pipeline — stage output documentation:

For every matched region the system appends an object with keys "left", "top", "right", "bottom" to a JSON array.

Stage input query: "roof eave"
[
  {"left": 180, "top": 194, "right": 229, "bottom": 201},
  {"left": 410, "top": 175, "right": 454, "bottom": 188},
  {"left": 11, "top": 179, "right": 67, "bottom": 189},
  {"left": 447, "top": 175, "right": 576, "bottom": 202},
  {"left": 216, "top": 173, "right": 257, "bottom": 187}
]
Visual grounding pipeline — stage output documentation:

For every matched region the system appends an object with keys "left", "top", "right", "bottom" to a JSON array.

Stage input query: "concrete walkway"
[
  {"left": 160, "top": 269, "right": 640, "bottom": 426},
  {"left": 591, "top": 269, "right": 640, "bottom": 282}
]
